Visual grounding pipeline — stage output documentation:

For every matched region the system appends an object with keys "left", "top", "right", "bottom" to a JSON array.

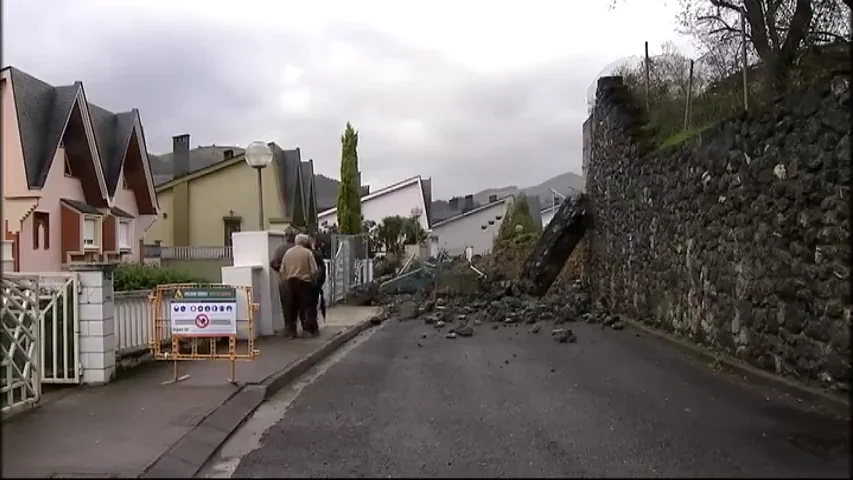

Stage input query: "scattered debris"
[
  {"left": 552, "top": 328, "right": 577, "bottom": 344},
  {"left": 456, "top": 325, "right": 475, "bottom": 337}
]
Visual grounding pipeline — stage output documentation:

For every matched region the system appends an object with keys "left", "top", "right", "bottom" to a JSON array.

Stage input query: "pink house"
[{"left": 1, "top": 66, "right": 159, "bottom": 272}]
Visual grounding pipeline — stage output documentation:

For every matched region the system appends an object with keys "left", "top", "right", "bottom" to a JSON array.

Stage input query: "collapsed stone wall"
[{"left": 585, "top": 75, "right": 851, "bottom": 391}]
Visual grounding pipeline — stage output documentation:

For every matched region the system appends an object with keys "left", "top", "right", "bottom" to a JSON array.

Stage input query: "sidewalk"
[{"left": 1, "top": 305, "right": 381, "bottom": 479}]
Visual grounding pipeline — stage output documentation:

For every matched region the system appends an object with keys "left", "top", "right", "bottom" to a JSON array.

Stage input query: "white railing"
[
  {"left": 114, "top": 290, "right": 167, "bottom": 358},
  {"left": 160, "top": 246, "right": 233, "bottom": 260}
]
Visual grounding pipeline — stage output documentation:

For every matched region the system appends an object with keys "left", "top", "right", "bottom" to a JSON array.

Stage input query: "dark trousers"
[
  {"left": 278, "top": 279, "right": 296, "bottom": 335},
  {"left": 306, "top": 285, "right": 321, "bottom": 327},
  {"left": 286, "top": 278, "right": 319, "bottom": 335}
]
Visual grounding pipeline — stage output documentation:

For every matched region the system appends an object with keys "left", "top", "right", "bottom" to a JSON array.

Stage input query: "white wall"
[
  {"left": 430, "top": 201, "right": 510, "bottom": 257},
  {"left": 541, "top": 208, "right": 556, "bottom": 229},
  {"left": 318, "top": 180, "right": 429, "bottom": 232}
]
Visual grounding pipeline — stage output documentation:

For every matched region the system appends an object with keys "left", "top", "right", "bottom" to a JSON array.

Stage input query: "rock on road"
[{"left": 201, "top": 319, "right": 850, "bottom": 478}]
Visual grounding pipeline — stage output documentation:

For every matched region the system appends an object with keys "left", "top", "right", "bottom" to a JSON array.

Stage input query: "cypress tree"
[{"left": 337, "top": 122, "right": 362, "bottom": 234}]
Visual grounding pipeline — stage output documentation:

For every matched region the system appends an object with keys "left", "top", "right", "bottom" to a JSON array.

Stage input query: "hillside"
[
  {"left": 430, "top": 171, "right": 585, "bottom": 223},
  {"left": 470, "top": 171, "right": 585, "bottom": 208}
]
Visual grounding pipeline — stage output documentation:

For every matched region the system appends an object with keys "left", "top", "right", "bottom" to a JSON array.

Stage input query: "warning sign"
[
  {"left": 195, "top": 313, "right": 210, "bottom": 329},
  {"left": 168, "top": 287, "right": 237, "bottom": 337}
]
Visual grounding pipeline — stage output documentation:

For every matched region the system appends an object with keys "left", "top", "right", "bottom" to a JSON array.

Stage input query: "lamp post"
[{"left": 245, "top": 141, "right": 274, "bottom": 230}]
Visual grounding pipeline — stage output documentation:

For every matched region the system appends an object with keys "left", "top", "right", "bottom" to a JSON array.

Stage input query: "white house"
[
  {"left": 318, "top": 175, "right": 432, "bottom": 232},
  {"left": 428, "top": 196, "right": 512, "bottom": 258}
]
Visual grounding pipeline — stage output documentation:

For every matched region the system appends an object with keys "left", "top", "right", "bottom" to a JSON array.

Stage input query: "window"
[
  {"left": 64, "top": 153, "right": 73, "bottom": 177},
  {"left": 223, "top": 218, "right": 241, "bottom": 247},
  {"left": 118, "top": 219, "right": 132, "bottom": 250},
  {"left": 33, "top": 212, "right": 50, "bottom": 250},
  {"left": 82, "top": 217, "right": 99, "bottom": 249}
]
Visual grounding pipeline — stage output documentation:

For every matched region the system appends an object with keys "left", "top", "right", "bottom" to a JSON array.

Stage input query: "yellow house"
[{"left": 145, "top": 134, "right": 319, "bottom": 248}]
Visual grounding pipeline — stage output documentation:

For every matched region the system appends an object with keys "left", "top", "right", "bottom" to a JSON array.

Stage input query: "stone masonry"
[{"left": 584, "top": 75, "right": 851, "bottom": 391}]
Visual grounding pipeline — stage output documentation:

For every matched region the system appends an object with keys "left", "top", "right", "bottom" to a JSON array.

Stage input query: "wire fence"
[{"left": 587, "top": 40, "right": 846, "bottom": 148}]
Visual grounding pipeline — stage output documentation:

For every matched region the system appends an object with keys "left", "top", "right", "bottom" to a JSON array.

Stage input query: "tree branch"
[
  {"left": 781, "top": 0, "right": 815, "bottom": 63},
  {"left": 742, "top": 0, "right": 773, "bottom": 60}
]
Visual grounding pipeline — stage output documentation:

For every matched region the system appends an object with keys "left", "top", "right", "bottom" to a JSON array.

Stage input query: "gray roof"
[
  {"left": 110, "top": 206, "right": 134, "bottom": 218},
  {"left": 150, "top": 140, "right": 314, "bottom": 225},
  {"left": 301, "top": 160, "right": 318, "bottom": 225},
  {"left": 61, "top": 198, "right": 102, "bottom": 215},
  {"left": 149, "top": 145, "right": 245, "bottom": 185},
  {"left": 272, "top": 146, "right": 304, "bottom": 222},
  {"left": 430, "top": 200, "right": 459, "bottom": 224},
  {"left": 314, "top": 174, "right": 372, "bottom": 213},
  {"left": 88, "top": 104, "right": 137, "bottom": 196},
  {"left": 5, "top": 66, "right": 141, "bottom": 195},
  {"left": 421, "top": 178, "right": 433, "bottom": 225},
  {"left": 431, "top": 192, "right": 541, "bottom": 227}
]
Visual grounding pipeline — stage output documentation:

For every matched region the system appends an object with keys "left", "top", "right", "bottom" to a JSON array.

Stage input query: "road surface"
[{"left": 200, "top": 318, "right": 850, "bottom": 478}]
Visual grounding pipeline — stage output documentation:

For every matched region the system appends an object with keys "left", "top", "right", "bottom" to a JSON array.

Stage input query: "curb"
[
  {"left": 261, "top": 318, "right": 376, "bottom": 398},
  {"left": 623, "top": 317, "right": 850, "bottom": 418},
  {"left": 139, "top": 318, "right": 376, "bottom": 478}
]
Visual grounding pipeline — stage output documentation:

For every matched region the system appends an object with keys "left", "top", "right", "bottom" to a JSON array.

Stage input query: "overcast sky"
[{"left": 3, "top": 0, "right": 691, "bottom": 198}]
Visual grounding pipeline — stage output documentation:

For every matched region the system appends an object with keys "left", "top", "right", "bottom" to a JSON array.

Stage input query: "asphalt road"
[{"left": 201, "top": 318, "right": 850, "bottom": 478}]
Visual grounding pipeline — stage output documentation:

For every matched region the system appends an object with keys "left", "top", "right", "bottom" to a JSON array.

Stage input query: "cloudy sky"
[{"left": 4, "top": 0, "right": 691, "bottom": 198}]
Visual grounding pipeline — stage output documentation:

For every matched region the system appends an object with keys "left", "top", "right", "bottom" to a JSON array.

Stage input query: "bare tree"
[{"left": 614, "top": 0, "right": 851, "bottom": 92}]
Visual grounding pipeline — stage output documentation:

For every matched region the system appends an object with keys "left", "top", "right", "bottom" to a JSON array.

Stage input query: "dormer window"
[{"left": 64, "top": 152, "right": 73, "bottom": 177}]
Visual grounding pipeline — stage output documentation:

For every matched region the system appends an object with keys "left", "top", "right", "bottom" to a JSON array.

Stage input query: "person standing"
[
  {"left": 270, "top": 228, "right": 297, "bottom": 337},
  {"left": 281, "top": 234, "right": 320, "bottom": 337},
  {"left": 307, "top": 236, "right": 327, "bottom": 330}
]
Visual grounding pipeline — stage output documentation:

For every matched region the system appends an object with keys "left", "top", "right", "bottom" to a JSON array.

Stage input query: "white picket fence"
[{"left": 113, "top": 290, "right": 166, "bottom": 359}]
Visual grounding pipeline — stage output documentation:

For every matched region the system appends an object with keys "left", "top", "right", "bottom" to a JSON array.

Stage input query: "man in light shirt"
[
  {"left": 270, "top": 228, "right": 297, "bottom": 337},
  {"left": 281, "top": 233, "right": 320, "bottom": 337}
]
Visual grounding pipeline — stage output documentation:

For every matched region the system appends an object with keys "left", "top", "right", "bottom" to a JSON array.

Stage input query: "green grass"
[{"left": 656, "top": 122, "right": 717, "bottom": 151}]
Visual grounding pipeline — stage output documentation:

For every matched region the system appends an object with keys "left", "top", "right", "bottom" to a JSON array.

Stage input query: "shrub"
[{"left": 113, "top": 264, "right": 208, "bottom": 292}]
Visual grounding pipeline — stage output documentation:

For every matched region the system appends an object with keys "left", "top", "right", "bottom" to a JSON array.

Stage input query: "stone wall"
[{"left": 584, "top": 75, "right": 850, "bottom": 391}]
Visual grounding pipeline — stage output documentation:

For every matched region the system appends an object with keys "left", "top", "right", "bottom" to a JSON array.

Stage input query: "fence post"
[
  {"left": 70, "top": 262, "right": 118, "bottom": 385},
  {"left": 644, "top": 41, "right": 651, "bottom": 111},
  {"left": 741, "top": 9, "right": 749, "bottom": 112},
  {"left": 683, "top": 59, "right": 695, "bottom": 131}
]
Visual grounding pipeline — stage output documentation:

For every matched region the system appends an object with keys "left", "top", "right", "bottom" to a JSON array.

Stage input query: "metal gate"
[
  {"left": 1, "top": 273, "right": 80, "bottom": 414},
  {"left": 329, "top": 233, "right": 369, "bottom": 304},
  {"left": 1, "top": 275, "right": 41, "bottom": 415},
  {"left": 36, "top": 274, "right": 80, "bottom": 384}
]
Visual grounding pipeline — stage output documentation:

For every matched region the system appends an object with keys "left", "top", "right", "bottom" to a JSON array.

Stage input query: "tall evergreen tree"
[{"left": 337, "top": 122, "right": 363, "bottom": 234}]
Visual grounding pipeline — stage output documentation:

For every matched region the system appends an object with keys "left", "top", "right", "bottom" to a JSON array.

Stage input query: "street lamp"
[{"left": 245, "top": 141, "right": 274, "bottom": 230}]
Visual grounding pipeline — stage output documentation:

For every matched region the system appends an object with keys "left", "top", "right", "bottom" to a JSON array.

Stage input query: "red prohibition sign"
[{"left": 195, "top": 313, "right": 210, "bottom": 329}]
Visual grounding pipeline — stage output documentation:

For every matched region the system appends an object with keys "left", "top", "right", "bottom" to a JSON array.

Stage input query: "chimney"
[
  {"left": 464, "top": 194, "right": 474, "bottom": 212},
  {"left": 172, "top": 134, "right": 190, "bottom": 178},
  {"left": 449, "top": 197, "right": 459, "bottom": 210},
  {"left": 488, "top": 194, "right": 498, "bottom": 203}
]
